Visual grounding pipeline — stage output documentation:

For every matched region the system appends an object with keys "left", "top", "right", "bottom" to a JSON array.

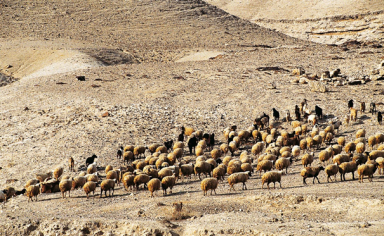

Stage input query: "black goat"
[
  {"left": 370, "top": 102, "right": 377, "bottom": 114},
  {"left": 209, "top": 133, "right": 215, "bottom": 150},
  {"left": 188, "top": 136, "right": 198, "bottom": 155},
  {"left": 378, "top": 112, "right": 382, "bottom": 125},
  {"left": 15, "top": 189, "right": 26, "bottom": 196},
  {"left": 272, "top": 108, "right": 279, "bottom": 121},
  {"left": 86, "top": 154, "right": 98, "bottom": 167},
  {"left": 348, "top": 99, "right": 353, "bottom": 109},
  {"left": 295, "top": 105, "right": 301, "bottom": 121},
  {"left": 315, "top": 105, "right": 323, "bottom": 120},
  {"left": 177, "top": 132, "right": 184, "bottom": 142},
  {"left": 164, "top": 140, "right": 173, "bottom": 151},
  {"left": 116, "top": 146, "right": 123, "bottom": 160}
]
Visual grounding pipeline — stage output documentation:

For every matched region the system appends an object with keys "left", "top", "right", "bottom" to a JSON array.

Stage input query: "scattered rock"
[
  {"left": 101, "top": 112, "right": 110, "bottom": 117},
  {"left": 292, "top": 68, "right": 305, "bottom": 76}
]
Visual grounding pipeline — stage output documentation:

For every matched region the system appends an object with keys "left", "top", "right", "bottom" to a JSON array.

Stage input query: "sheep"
[
  {"left": 315, "top": 105, "right": 323, "bottom": 120},
  {"left": 123, "top": 151, "right": 134, "bottom": 164},
  {"left": 194, "top": 161, "right": 214, "bottom": 180},
  {"left": 133, "top": 174, "right": 150, "bottom": 190},
  {"left": 356, "top": 129, "right": 366, "bottom": 138},
  {"left": 367, "top": 136, "right": 376, "bottom": 150},
  {"left": 26, "top": 184, "right": 40, "bottom": 202},
  {"left": 291, "top": 121, "right": 301, "bottom": 128},
  {"left": 291, "top": 145, "right": 300, "bottom": 160},
  {"left": 300, "top": 166, "right": 325, "bottom": 184},
  {"left": 86, "top": 154, "right": 98, "bottom": 167},
  {"left": 306, "top": 137, "right": 314, "bottom": 151},
  {"left": 25, "top": 179, "right": 39, "bottom": 188},
  {"left": 376, "top": 157, "right": 384, "bottom": 175},
  {"left": 251, "top": 142, "right": 264, "bottom": 157},
  {"left": 195, "top": 147, "right": 204, "bottom": 157},
  {"left": 302, "top": 152, "right": 314, "bottom": 167},
  {"left": 35, "top": 172, "right": 53, "bottom": 183},
  {"left": 134, "top": 145, "right": 146, "bottom": 158},
  {"left": 86, "top": 173, "right": 99, "bottom": 183},
  {"left": 238, "top": 130, "right": 250, "bottom": 144},
  {"left": 350, "top": 108, "right": 358, "bottom": 122},
  {"left": 100, "top": 179, "right": 115, "bottom": 197},
  {"left": 375, "top": 133, "right": 384, "bottom": 144},
  {"left": 87, "top": 162, "right": 97, "bottom": 174},
  {"left": 69, "top": 157, "right": 74, "bottom": 171},
  {"left": 105, "top": 165, "right": 113, "bottom": 174},
  {"left": 124, "top": 145, "right": 135, "bottom": 152},
  {"left": 256, "top": 160, "right": 274, "bottom": 176},
  {"left": 325, "top": 163, "right": 338, "bottom": 182},
  {"left": 155, "top": 146, "right": 167, "bottom": 154},
  {"left": 319, "top": 150, "right": 331, "bottom": 165},
  {"left": 352, "top": 153, "right": 368, "bottom": 165},
  {"left": 368, "top": 150, "right": 384, "bottom": 161},
  {"left": 201, "top": 178, "right": 218, "bottom": 196},
  {"left": 206, "top": 158, "right": 217, "bottom": 169},
  {"left": 272, "top": 108, "right": 280, "bottom": 121},
  {"left": 228, "top": 141, "right": 238, "bottom": 156},
  {"left": 227, "top": 160, "right": 242, "bottom": 175},
  {"left": 241, "top": 163, "right": 253, "bottom": 173},
  {"left": 122, "top": 174, "right": 135, "bottom": 191},
  {"left": 333, "top": 154, "right": 351, "bottom": 165},
  {"left": 147, "top": 178, "right": 161, "bottom": 197},
  {"left": 166, "top": 166, "right": 180, "bottom": 181},
  {"left": 313, "top": 135, "right": 323, "bottom": 149},
  {"left": 149, "top": 144, "right": 161, "bottom": 153},
  {"left": 72, "top": 176, "right": 87, "bottom": 190},
  {"left": 83, "top": 181, "right": 97, "bottom": 199},
  {"left": 59, "top": 179, "right": 73, "bottom": 198},
  {"left": 106, "top": 170, "right": 119, "bottom": 186},
  {"left": 339, "top": 160, "right": 360, "bottom": 181},
  {"left": 275, "top": 157, "right": 292, "bottom": 174},
  {"left": 358, "top": 163, "right": 378, "bottom": 182},
  {"left": 187, "top": 136, "right": 198, "bottom": 154},
  {"left": 325, "top": 132, "right": 333, "bottom": 145},
  {"left": 183, "top": 127, "right": 195, "bottom": 136},
  {"left": 179, "top": 163, "right": 194, "bottom": 180},
  {"left": 213, "top": 164, "right": 226, "bottom": 181},
  {"left": 40, "top": 179, "right": 60, "bottom": 193},
  {"left": 378, "top": 112, "right": 382, "bottom": 124},
  {"left": 210, "top": 148, "right": 222, "bottom": 160},
  {"left": 338, "top": 137, "right": 346, "bottom": 147},
  {"left": 143, "top": 166, "right": 158, "bottom": 179},
  {"left": 161, "top": 176, "right": 176, "bottom": 195},
  {"left": 196, "top": 155, "right": 207, "bottom": 163},
  {"left": 261, "top": 171, "right": 283, "bottom": 189},
  {"left": 308, "top": 114, "right": 317, "bottom": 125},
  {"left": 332, "top": 145, "right": 342, "bottom": 156},
  {"left": 299, "top": 139, "right": 307, "bottom": 153},
  {"left": 158, "top": 167, "right": 174, "bottom": 180},
  {"left": 228, "top": 171, "right": 251, "bottom": 191},
  {"left": 324, "top": 125, "right": 334, "bottom": 134},
  {"left": 370, "top": 102, "right": 377, "bottom": 114},
  {"left": 345, "top": 142, "right": 356, "bottom": 153}
]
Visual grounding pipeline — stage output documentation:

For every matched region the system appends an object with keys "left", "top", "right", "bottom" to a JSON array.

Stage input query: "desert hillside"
[
  {"left": 0, "top": 0, "right": 384, "bottom": 235},
  {"left": 206, "top": 0, "right": 384, "bottom": 44}
]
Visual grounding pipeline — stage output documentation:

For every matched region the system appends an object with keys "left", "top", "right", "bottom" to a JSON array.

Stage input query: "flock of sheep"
[{"left": 1, "top": 99, "right": 384, "bottom": 205}]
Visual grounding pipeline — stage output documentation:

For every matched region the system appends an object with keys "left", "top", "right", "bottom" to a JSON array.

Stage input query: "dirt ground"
[{"left": 0, "top": 0, "right": 384, "bottom": 235}]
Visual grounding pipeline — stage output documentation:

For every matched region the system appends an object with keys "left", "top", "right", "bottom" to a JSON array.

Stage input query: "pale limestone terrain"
[{"left": 0, "top": 0, "right": 384, "bottom": 235}]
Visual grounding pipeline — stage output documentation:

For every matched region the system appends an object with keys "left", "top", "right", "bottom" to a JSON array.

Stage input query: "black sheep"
[
  {"left": 228, "top": 135, "right": 234, "bottom": 145},
  {"left": 15, "top": 189, "right": 26, "bottom": 196},
  {"left": 315, "top": 105, "right": 323, "bottom": 120},
  {"left": 378, "top": 112, "right": 382, "bottom": 125},
  {"left": 86, "top": 154, "right": 98, "bottom": 167},
  {"left": 216, "top": 158, "right": 222, "bottom": 164},
  {"left": 177, "top": 132, "right": 184, "bottom": 142},
  {"left": 116, "top": 146, "right": 123, "bottom": 160},
  {"left": 348, "top": 99, "right": 354, "bottom": 109},
  {"left": 188, "top": 136, "right": 198, "bottom": 155},
  {"left": 272, "top": 108, "right": 280, "bottom": 121},
  {"left": 370, "top": 102, "right": 377, "bottom": 114}
]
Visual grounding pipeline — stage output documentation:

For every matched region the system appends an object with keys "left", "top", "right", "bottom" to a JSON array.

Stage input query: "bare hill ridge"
[{"left": 205, "top": 0, "right": 384, "bottom": 44}]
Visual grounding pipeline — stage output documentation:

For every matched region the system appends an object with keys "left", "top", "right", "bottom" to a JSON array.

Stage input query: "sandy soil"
[{"left": 0, "top": 0, "right": 384, "bottom": 235}]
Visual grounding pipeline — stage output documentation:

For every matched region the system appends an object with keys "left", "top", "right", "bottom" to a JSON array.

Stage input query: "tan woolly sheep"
[
  {"left": 179, "top": 163, "right": 194, "bottom": 180},
  {"left": 325, "top": 163, "right": 338, "bottom": 182},
  {"left": 261, "top": 171, "right": 283, "bottom": 189},
  {"left": 350, "top": 108, "right": 358, "bottom": 122},
  {"left": 333, "top": 154, "right": 351, "bottom": 165},
  {"left": 123, "top": 151, "right": 134, "bottom": 163},
  {"left": 228, "top": 171, "right": 251, "bottom": 191},
  {"left": 306, "top": 137, "right": 314, "bottom": 151},
  {"left": 332, "top": 145, "right": 343, "bottom": 156},
  {"left": 356, "top": 129, "right": 366, "bottom": 138},
  {"left": 147, "top": 178, "right": 161, "bottom": 197},
  {"left": 302, "top": 152, "right": 314, "bottom": 167},
  {"left": 319, "top": 150, "right": 331, "bottom": 165},
  {"left": 238, "top": 130, "right": 250, "bottom": 143},
  {"left": 35, "top": 172, "right": 53, "bottom": 182},
  {"left": 69, "top": 157, "right": 74, "bottom": 172},
  {"left": 87, "top": 163, "right": 97, "bottom": 174},
  {"left": 173, "top": 141, "right": 184, "bottom": 150},
  {"left": 194, "top": 161, "right": 214, "bottom": 180},
  {"left": 196, "top": 147, "right": 204, "bottom": 157},
  {"left": 358, "top": 163, "right": 378, "bottom": 182},
  {"left": 325, "top": 132, "right": 333, "bottom": 145},
  {"left": 368, "top": 150, "right": 384, "bottom": 161},
  {"left": 25, "top": 179, "right": 39, "bottom": 188},
  {"left": 356, "top": 142, "right": 365, "bottom": 154},
  {"left": 156, "top": 146, "right": 168, "bottom": 154},
  {"left": 339, "top": 160, "right": 360, "bottom": 181},
  {"left": 72, "top": 176, "right": 87, "bottom": 190},
  {"left": 134, "top": 174, "right": 150, "bottom": 190},
  {"left": 100, "top": 179, "right": 115, "bottom": 197},
  {"left": 301, "top": 166, "right": 325, "bottom": 184},
  {"left": 368, "top": 136, "right": 377, "bottom": 150},
  {"left": 124, "top": 145, "right": 135, "bottom": 152},
  {"left": 228, "top": 141, "right": 238, "bottom": 155},
  {"left": 345, "top": 142, "right": 356, "bottom": 153},
  {"left": 201, "top": 178, "right": 218, "bottom": 196},
  {"left": 213, "top": 164, "right": 227, "bottom": 181},
  {"left": 275, "top": 157, "right": 292, "bottom": 174},
  {"left": 161, "top": 175, "right": 176, "bottom": 195},
  {"left": 149, "top": 144, "right": 161, "bottom": 153},
  {"left": 59, "top": 179, "right": 73, "bottom": 198},
  {"left": 300, "top": 139, "right": 307, "bottom": 153},
  {"left": 256, "top": 160, "right": 274, "bottom": 176},
  {"left": 220, "top": 143, "right": 229, "bottom": 155},
  {"left": 134, "top": 145, "right": 147, "bottom": 158},
  {"left": 83, "top": 181, "right": 97, "bottom": 199},
  {"left": 122, "top": 174, "right": 135, "bottom": 191},
  {"left": 338, "top": 137, "right": 345, "bottom": 146},
  {"left": 211, "top": 148, "right": 222, "bottom": 160},
  {"left": 376, "top": 157, "right": 384, "bottom": 175},
  {"left": 251, "top": 142, "right": 264, "bottom": 157},
  {"left": 292, "top": 121, "right": 301, "bottom": 128},
  {"left": 158, "top": 167, "right": 174, "bottom": 180},
  {"left": 375, "top": 133, "right": 384, "bottom": 144},
  {"left": 313, "top": 135, "right": 322, "bottom": 149},
  {"left": 184, "top": 127, "right": 195, "bottom": 136},
  {"left": 227, "top": 160, "right": 242, "bottom": 175},
  {"left": 26, "top": 184, "right": 40, "bottom": 202}
]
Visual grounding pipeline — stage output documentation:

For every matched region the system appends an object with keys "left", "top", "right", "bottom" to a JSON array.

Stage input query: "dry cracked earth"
[{"left": 0, "top": 0, "right": 384, "bottom": 235}]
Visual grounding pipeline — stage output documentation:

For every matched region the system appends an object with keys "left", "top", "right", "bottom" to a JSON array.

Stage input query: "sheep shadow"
[
  {"left": 216, "top": 192, "right": 242, "bottom": 196},
  {"left": 359, "top": 115, "right": 371, "bottom": 121}
]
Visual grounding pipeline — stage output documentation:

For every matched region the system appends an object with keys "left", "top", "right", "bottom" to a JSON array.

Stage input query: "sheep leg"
[
  {"left": 100, "top": 189, "right": 103, "bottom": 198},
  {"left": 243, "top": 182, "right": 247, "bottom": 190},
  {"left": 303, "top": 177, "right": 307, "bottom": 185},
  {"left": 214, "top": 189, "right": 216, "bottom": 195},
  {"left": 69, "top": 190, "right": 71, "bottom": 198},
  {"left": 351, "top": 172, "right": 355, "bottom": 180},
  {"left": 316, "top": 176, "right": 320, "bottom": 184},
  {"left": 62, "top": 192, "right": 64, "bottom": 199},
  {"left": 279, "top": 181, "right": 282, "bottom": 189}
]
